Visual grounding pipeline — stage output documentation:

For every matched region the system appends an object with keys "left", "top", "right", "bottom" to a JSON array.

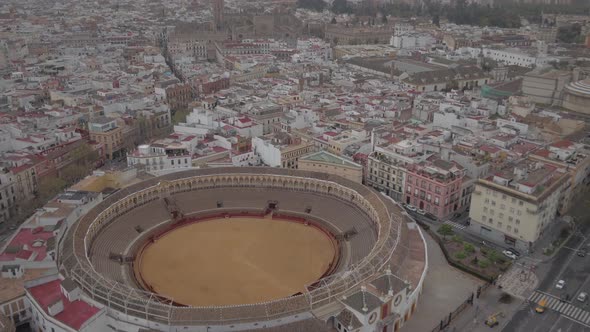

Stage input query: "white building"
[
  {"left": 251, "top": 136, "right": 282, "bottom": 167},
  {"left": 496, "top": 118, "right": 529, "bottom": 137},
  {"left": 127, "top": 143, "right": 194, "bottom": 175},
  {"left": 390, "top": 33, "right": 435, "bottom": 50}
]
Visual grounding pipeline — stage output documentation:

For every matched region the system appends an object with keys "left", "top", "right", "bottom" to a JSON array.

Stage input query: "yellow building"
[
  {"left": 469, "top": 159, "right": 570, "bottom": 252},
  {"left": 298, "top": 151, "right": 363, "bottom": 183},
  {"left": 89, "top": 117, "right": 124, "bottom": 160}
]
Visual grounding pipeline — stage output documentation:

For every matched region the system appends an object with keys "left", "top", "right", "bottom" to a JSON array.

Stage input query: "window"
[
  {"left": 514, "top": 228, "right": 519, "bottom": 234},
  {"left": 491, "top": 201, "right": 496, "bottom": 206},
  {"left": 499, "top": 213, "right": 504, "bottom": 219},
  {"left": 517, "top": 210, "right": 522, "bottom": 216},
  {"left": 502, "top": 194, "right": 507, "bottom": 200},
  {"left": 488, "top": 218, "right": 493, "bottom": 224},
  {"left": 519, "top": 200, "right": 524, "bottom": 206},
  {"left": 497, "top": 222, "right": 503, "bottom": 228},
  {"left": 490, "top": 210, "right": 495, "bottom": 216},
  {"left": 483, "top": 207, "right": 488, "bottom": 213},
  {"left": 507, "top": 225, "right": 512, "bottom": 232},
  {"left": 500, "top": 204, "right": 505, "bottom": 210},
  {"left": 484, "top": 198, "right": 490, "bottom": 203},
  {"left": 512, "top": 198, "right": 516, "bottom": 203},
  {"left": 510, "top": 207, "right": 515, "bottom": 213},
  {"left": 509, "top": 216, "right": 513, "bottom": 222},
  {"left": 515, "top": 219, "right": 520, "bottom": 225}
]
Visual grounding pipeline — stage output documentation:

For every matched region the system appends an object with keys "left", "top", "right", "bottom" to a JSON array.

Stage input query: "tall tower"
[{"left": 212, "top": 0, "right": 224, "bottom": 31}]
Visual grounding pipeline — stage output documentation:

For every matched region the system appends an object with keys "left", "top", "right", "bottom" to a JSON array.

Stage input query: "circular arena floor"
[{"left": 136, "top": 216, "right": 336, "bottom": 306}]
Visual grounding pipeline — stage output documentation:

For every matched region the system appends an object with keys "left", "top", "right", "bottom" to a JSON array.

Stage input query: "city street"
[{"left": 502, "top": 193, "right": 590, "bottom": 332}]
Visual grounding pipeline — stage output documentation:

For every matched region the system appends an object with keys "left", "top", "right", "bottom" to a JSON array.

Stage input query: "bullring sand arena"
[{"left": 136, "top": 216, "right": 337, "bottom": 306}]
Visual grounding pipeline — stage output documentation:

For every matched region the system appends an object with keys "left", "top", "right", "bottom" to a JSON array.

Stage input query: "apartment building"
[
  {"left": 366, "top": 148, "right": 409, "bottom": 201},
  {"left": 469, "top": 159, "right": 570, "bottom": 252},
  {"left": 252, "top": 134, "right": 315, "bottom": 169},
  {"left": 404, "top": 159, "right": 465, "bottom": 220},
  {"left": 88, "top": 117, "right": 124, "bottom": 160},
  {"left": 127, "top": 143, "right": 193, "bottom": 175},
  {"left": 530, "top": 140, "right": 590, "bottom": 214}
]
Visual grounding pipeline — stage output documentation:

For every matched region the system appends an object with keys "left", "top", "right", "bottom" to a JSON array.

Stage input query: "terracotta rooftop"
[{"left": 27, "top": 279, "right": 100, "bottom": 330}]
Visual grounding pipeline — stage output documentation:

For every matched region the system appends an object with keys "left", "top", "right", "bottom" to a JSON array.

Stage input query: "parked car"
[
  {"left": 405, "top": 205, "right": 417, "bottom": 212},
  {"left": 424, "top": 212, "right": 437, "bottom": 221},
  {"left": 417, "top": 209, "right": 426, "bottom": 215},
  {"left": 506, "top": 248, "right": 521, "bottom": 257},
  {"left": 556, "top": 280, "right": 566, "bottom": 289},
  {"left": 502, "top": 250, "right": 517, "bottom": 260},
  {"left": 577, "top": 248, "right": 587, "bottom": 257},
  {"left": 577, "top": 292, "right": 588, "bottom": 302}
]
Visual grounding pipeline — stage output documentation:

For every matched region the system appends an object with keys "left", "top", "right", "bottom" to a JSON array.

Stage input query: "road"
[{"left": 502, "top": 194, "right": 590, "bottom": 332}]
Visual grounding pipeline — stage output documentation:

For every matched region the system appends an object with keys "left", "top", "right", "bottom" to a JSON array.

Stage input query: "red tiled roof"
[
  {"left": 480, "top": 145, "right": 500, "bottom": 154},
  {"left": 532, "top": 149, "right": 551, "bottom": 158},
  {"left": 551, "top": 140, "right": 574, "bottom": 149},
  {"left": 0, "top": 228, "right": 54, "bottom": 262},
  {"left": 28, "top": 279, "right": 100, "bottom": 330},
  {"left": 16, "top": 250, "right": 34, "bottom": 260}
]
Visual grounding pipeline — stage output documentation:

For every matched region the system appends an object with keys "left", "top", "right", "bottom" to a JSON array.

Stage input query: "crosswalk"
[
  {"left": 529, "top": 291, "right": 590, "bottom": 326},
  {"left": 443, "top": 220, "right": 466, "bottom": 230}
]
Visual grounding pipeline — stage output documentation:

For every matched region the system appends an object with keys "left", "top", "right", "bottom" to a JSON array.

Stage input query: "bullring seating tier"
[{"left": 90, "top": 188, "right": 377, "bottom": 285}]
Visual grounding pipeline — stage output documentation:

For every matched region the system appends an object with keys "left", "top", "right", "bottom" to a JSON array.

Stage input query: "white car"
[
  {"left": 502, "top": 250, "right": 517, "bottom": 260},
  {"left": 556, "top": 280, "right": 566, "bottom": 289},
  {"left": 405, "top": 205, "right": 417, "bottom": 212},
  {"left": 417, "top": 209, "right": 426, "bottom": 215}
]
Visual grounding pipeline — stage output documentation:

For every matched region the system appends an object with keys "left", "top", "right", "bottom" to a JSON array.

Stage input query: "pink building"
[{"left": 404, "top": 159, "right": 465, "bottom": 220}]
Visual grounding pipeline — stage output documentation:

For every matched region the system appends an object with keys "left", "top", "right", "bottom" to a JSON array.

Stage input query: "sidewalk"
[
  {"left": 400, "top": 232, "right": 484, "bottom": 332},
  {"left": 496, "top": 264, "right": 538, "bottom": 299},
  {"left": 442, "top": 286, "right": 525, "bottom": 332}
]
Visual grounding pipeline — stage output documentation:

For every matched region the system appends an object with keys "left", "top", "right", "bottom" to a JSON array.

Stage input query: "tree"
[
  {"left": 37, "top": 177, "right": 68, "bottom": 203},
  {"left": 297, "top": 0, "right": 326, "bottom": 12},
  {"left": 464, "top": 243, "right": 475, "bottom": 254},
  {"left": 332, "top": 0, "right": 352, "bottom": 14},
  {"left": 438, "top": 224, "right": 454, "bottom": 239},
  {"left": 330, "top": 17, "right": 337, "bottom": 24},
  {"left": 487, "top": 249, "right": 501, "bottom": 264},
  {"left": 557, "top": 23, "right": 582, "bottom": 43},
  {"left": 381, "top": 14, "right": 388, "bottom": 24},
  {"left": 432, "top": 14, "right": 440, "bottom": 27}
]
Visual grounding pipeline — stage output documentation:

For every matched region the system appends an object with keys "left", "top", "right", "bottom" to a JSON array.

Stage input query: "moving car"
[
  {"left": 577, "top": 248, "right": 587, "bottom": 257},
  {"left": 556, "top": 280, "right": 566, "bottom": 289},
  {"left": 485, "top": 311, "right": 504, "bottom": 327},
  {"left": 502, "top": 250, "right": 517, "bottom": 260},
  {"left": 577, "top": 292, "right": 588, "bottom": 302},
  {"left": 405, "top": 205, "right": 417, "bottom": 212},
  {"left": 535, "top": 298, "right": 548, "bottom": 313}
]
